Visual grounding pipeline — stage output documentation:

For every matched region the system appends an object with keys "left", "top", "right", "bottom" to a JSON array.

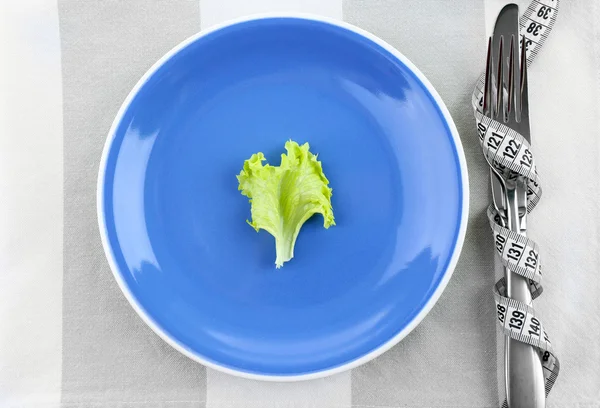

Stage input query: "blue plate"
[{"left": 98, "top": 15, "right": 468, "bottom": 380}]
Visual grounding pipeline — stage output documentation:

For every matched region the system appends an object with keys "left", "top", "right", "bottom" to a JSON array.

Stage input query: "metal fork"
[{"left": 484, "top": 4, "right": 545, "bottom": 406}]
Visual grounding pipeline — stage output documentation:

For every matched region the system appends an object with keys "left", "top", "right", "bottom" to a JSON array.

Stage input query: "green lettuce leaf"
[{"left": 237, "top": 140, "right": 335, "bottom": 268}]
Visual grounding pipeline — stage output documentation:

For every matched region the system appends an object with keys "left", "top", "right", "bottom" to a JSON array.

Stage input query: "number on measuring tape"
[
  {"left": 521, "top": 248, "right": 539, "bottom": 271},
  {"left": 478, "top": 122, "right": 487, "bottom": 141},
  {"left": 526, "top": 3, "right": 555, "bottom": 25},
  {"left": 476, "top": 110, "right": 543, "bottom": 212},
  {"left": 536, "top": 4, "right": 553, "bottom": 20},
  {"left": 486, "top": 130, "right": 504, "bottom": 153},
  {"left": 493, "top": 292, "right": 554, "bottom": 351},
  {"left": 520, "top": 36, "right": 535, "bottom": 60},
  {"left": 495, "top": 232, "right": 506, "bottom": 254},
  {"left": 488, "top": 207, "right": 543, "bottom": 282},
  {"left": 497, "top": 303, "right": 506, "bottom": 324},
  {"left": 519, "top": 148, "right": 534, "bottom": 169},
  {"left": 525, "top": 19, "right": 548, "bottom": 39},
  {"left": 505, "top": 240, "right": 524, "bottom": 263},
  {"left": 507, "top": 307, "right": 526, "bottom": 332},
  {"left": 526, "top": 315, "right": 541, "bottom": 337}
]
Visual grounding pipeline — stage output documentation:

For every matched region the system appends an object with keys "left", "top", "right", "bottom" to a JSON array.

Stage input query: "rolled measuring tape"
[{"left": 471, "top": 0, "right": 560, "bottom": 405}]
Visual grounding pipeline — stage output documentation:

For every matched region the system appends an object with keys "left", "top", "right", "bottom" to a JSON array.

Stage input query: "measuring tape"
[{"left": 471, "top": 0, "right": 561, "bottom": 405}]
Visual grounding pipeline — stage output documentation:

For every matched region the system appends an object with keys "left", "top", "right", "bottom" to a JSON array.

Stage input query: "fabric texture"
[
  {"left": 1, "top": 0, "right": 599, "bottom": 407},
  {"left": 58, "top": 1, "right": 206, "bottom": 406}
]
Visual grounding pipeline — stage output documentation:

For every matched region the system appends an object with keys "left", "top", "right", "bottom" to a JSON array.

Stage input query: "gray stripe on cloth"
[
  {"left": 58, "top": 1, "right": 206, "bottom": 406},
  {"left": 343, "top": 1, "right": 499, "bottom": 406}
]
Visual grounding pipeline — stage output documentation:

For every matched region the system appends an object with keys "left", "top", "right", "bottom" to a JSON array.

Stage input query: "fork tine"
[
  {"left": 520, "top": 34, "right": 530, "bottom": 129},
  {"left": 508, "top": 35, "right": 515, "bottom": 117},
  {"left": 511, "top": 34, "right": 522, "bottom": 123},
  {"left": 496, "top": 36, "right": 504, "bottom": 121},
  {"left": 484, "top": 35, "right": 508, "bottom": 212},
  {"left": 483, "top": 37, "right": 493, "bottom": 116}
]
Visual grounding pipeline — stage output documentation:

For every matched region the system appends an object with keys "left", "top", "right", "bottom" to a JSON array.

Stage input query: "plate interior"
[{"left": 101, "top": 17, "right": 465, "bottom": 377}]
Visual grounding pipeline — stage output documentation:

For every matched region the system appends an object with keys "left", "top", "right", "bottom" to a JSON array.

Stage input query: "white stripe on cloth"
[
  {"left": 207, "top": 370, "right": 351, "bottom": 408},
  {"left": 0, "top": 1, "right": 63, "bottom": 407},
  {"left": 199, "top": 3, "right": 349, "bottom": 408},
  {"left": 200, "top": 0, "right": 342, "bottom": 29}
]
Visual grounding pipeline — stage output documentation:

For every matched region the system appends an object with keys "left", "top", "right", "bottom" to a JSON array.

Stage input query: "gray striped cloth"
[{"left": 1, "top": 0, "right": 599, "bottom": 407}]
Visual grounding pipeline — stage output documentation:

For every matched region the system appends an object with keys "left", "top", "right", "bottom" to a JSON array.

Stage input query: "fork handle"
[
  {"left": 504, "top": 186, "right": 545, "bottom": 408},
  {"left": 504, "top": 275, "right": 546, "bottom": 408}
]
